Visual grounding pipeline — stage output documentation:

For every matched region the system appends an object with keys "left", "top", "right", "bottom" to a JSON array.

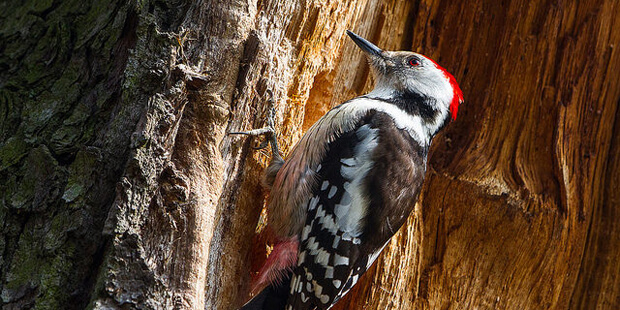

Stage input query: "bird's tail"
[{"left": 240, "top": 273, "right": 291, "bottom": 310}]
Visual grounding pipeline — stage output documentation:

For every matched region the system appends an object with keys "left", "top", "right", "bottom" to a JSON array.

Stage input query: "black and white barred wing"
[
  {"left": 286, "top": 122, "right": 384, "bottom": 309},
  {"left": 286, "top": 111, "right": 427, "bottom": 310}
]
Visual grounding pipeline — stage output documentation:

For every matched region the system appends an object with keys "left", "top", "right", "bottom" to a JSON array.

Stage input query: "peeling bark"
[{"left": 1, "top": 0, "right": 618, "bottom": 310}]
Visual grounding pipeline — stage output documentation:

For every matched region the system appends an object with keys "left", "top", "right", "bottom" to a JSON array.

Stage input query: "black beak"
[{"left": 346, "top": 30, "right": 383, "bottom": 58}]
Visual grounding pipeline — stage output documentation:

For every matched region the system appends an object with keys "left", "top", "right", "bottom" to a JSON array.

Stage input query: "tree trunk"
[{"left": 1, "top": 0, "right": 618, "bottom": 310}]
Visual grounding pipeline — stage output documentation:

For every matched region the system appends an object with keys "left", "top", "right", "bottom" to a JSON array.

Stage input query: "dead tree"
[{"left": 0, "top": 0, "right": 618, "bottom": 309}]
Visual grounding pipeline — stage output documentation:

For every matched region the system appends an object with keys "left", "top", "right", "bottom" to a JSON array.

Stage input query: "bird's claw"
[
  {"left": 229, "top": 106, "right": 282, "bottom": 159},
  {"left": 229, "top": 126, "right": 274, "bottom": 148}
]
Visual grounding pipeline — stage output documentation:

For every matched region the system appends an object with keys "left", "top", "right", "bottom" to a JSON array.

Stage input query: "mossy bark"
[
  {"left": 1, "top": 0, "right": 619, "bottom": 310},
  {"left": 1, "top": 0, "right": 142, "bottom": 308}
]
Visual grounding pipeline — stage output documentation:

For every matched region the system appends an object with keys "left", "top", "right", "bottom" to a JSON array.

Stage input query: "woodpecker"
[{"left": 238, "top": 30, "right": 464, "bottom": 310}]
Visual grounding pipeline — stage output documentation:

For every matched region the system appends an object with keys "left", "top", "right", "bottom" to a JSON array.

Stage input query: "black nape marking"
[{"left": 364, "top": 90, "right": 439, "bottom": 123}]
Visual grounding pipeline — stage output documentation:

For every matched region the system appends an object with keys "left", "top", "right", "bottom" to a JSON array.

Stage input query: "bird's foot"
[
  {"left": 229, "top": 125, "right": 276, "bottom": 150},
  {"left": 229, "top": 98, "right": 282, "bottom": 160}
]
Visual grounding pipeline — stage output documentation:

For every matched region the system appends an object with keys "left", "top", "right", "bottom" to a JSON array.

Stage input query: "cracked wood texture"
[{"left": 0, "top": 0, "right": 618, "bottom": 310}]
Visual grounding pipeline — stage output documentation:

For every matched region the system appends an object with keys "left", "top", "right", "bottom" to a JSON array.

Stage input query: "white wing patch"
[
  {"left": 334, "top": 124, "right": 378, "bottom": 236},
  {"left": 333, "top": 254, "right": 349, "bottom": 266}
]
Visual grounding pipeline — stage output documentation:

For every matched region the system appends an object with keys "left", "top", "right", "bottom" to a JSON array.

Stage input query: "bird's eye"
[{"left": 408, "top": 58, "right": 421, "bottom": 67}]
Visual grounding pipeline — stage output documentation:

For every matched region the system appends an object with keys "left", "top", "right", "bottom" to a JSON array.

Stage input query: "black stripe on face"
[{"left": 365, "top": 90, "right": 439, "bottom": 123}]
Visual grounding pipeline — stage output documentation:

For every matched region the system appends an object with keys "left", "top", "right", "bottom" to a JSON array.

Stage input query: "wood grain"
[
  {"left": 223, "top": 0, "right": 620, "bottom": 309},
  {"left": 2, "top": 0, "right": 618, "bottom": 309}
]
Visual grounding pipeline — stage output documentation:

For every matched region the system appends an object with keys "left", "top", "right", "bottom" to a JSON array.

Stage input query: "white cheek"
[
  {"left": 408, "top": 74, "right": 452, "bottom": 109},
  {"left": 367, "top": 83, "right": 394, "bottom": 98}
]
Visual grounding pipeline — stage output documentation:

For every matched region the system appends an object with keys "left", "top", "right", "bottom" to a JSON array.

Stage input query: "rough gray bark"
[
  {"left": 0, "top": 1, "right": 142, "bottom": 308},
  {"left": 1, "top": 0, "right": 264, "bottom": 308}
]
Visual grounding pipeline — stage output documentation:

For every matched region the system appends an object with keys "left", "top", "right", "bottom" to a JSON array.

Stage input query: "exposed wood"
[
  {"left": 221, "top": 0, "right": 620, "bottom": 309},
  {"left": 331, "top": 1, "right": 620, "bottom": 309},
  {"left": 1, "top": 0, "right": 618, "bottom": 309}
]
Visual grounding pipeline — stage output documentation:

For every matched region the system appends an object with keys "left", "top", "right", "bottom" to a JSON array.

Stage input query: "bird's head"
[{"left": 347, "top": 30, "right": 463, "bottom": 121}]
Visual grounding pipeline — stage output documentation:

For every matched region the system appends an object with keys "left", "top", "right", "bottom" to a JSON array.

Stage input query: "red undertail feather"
[{"left": 251, "top": 236, "right": 299, "bottom": 295}]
